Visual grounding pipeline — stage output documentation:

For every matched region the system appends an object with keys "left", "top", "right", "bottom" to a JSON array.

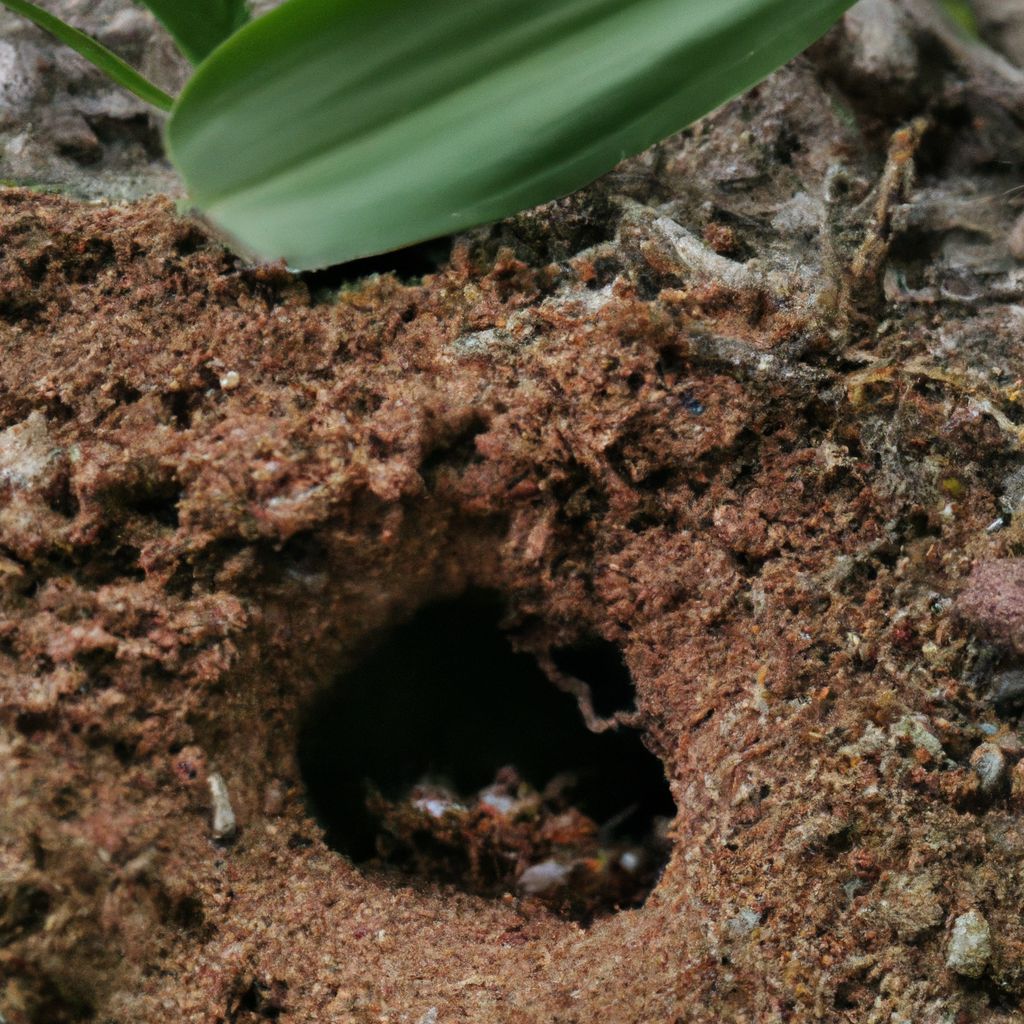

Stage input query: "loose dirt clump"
[{"left": 5, "top": 4, "right": 1024, "bottom": 1022}]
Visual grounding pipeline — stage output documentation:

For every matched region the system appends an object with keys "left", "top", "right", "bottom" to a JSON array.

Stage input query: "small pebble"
[
  {"left": 479, "top": 790, "right": 516, "bottom": 815},
  {"left": 518, "top": 859, "right": 569, "bottom": 895},
  {"left": 208, "top": 771, "right": 237, "bottom": 841},
  {"left": 619, "top": 850, "right": 641, "bottom": 873},
  {"left": 413, "top": 796, "right": 462, "bottom": 819},
  {"left": 890, "top": 715, "right": 944, "bottom": 760},
  {"left": 956, "top": 560, "right": 1024, "bottom": 657},
  {"left": 991, "top": 669, "right": 1024, "bottom": 705},
  {"left": 409, "top": 782, "right": 465, "bottom": 819},
  {"left": 725, "top": 907, "right": 762, "bottom": 938},
  {"left": 970, "top": 742, "right": 1007, "bottom": 795},
  {"left": 219, "top": 370, "right": 240, "bottom": 391},
  {"left": 947, "top": 910, "right": 992, "bottom": 978}
]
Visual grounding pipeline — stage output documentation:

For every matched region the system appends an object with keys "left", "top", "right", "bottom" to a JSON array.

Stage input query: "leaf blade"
[
  {"left": 0, "top": 0, "right": 173, "bottom": 111},
  {"left": 168, "top": 0, "right": 855, "bottom": 269},
  {"left": 134, "top": 0, "right": 250, "bottom": 65}
]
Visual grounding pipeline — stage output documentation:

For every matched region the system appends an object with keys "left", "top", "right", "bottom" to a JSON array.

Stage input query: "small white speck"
[
  {"left": 518, "top": 859, "right": 569, "bottom": 895},
  {"left": 479, "top": 791, "right": 515, "bottom": 814},
  {"left": 208, "top": 772, "right": 236, "bottom": 840},
  {"left": 413, "top": 796, "right": 464, "bottom": 819},
  {"left": 725, "top": 907, "right": 762, "bottom": 937},
  {"left": 219, "top": 370, "right": 240, "bottom": 391}
]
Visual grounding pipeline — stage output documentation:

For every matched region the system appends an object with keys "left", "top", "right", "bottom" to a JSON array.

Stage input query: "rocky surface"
[
  {"left": 973, "top": 0, "right": 1024, "bottom": 66},
  {"left": 0, "top": 0, "right": 184, "bottom": 198},
  {"left": 0, "top": 0, "right": 282, "bottom": 199},
  {"left": 4, "top": 1, "right": 1024, "bottom": 1022}
]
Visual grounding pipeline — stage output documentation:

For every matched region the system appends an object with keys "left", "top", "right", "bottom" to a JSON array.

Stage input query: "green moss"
[{"left": 0, "top": 178, "right": 65, "bottom": 194}]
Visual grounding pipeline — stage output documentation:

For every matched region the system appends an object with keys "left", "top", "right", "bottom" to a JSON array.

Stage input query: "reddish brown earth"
[{"left": 6, "top": 5, "right": 1024, "bottom": 1022}]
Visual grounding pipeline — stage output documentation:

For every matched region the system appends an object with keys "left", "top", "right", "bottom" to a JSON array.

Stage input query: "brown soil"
[{"left": 6, "top": 5, "right": 1024, "bottom": 1022}]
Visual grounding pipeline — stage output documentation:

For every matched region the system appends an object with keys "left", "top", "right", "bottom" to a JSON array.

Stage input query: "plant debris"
[{"left": 366, "top": 766, "right": 669, "bottom": 921}]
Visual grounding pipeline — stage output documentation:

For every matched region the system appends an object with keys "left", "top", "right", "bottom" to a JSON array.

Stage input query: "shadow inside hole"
[
  {"left": 297, "top": 590, "right": 675, "bottom": 918},
  {"left": 300, "top": 236, "right": 453, "bottom": 297},
  {"left": 551, "top": 637, "right": 636, "bottom": 718}
]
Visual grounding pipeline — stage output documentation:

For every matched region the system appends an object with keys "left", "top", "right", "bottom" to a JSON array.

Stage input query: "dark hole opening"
[
  {"left": 300, "top": 236, "right": 453, "bottom": 296},
  {"left": 297, "top": 590, "right": 675, "bottom": 921},
  {"left": 550, "top": 638, "right": 636, "bottom": 718}
]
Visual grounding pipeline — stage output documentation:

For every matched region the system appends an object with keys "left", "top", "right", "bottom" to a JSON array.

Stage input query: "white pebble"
[
  {"left": 208, "top": 771, "right": 237, "bottom": 840},
  {"left": 479, "top": 790, "right": 516, "bottom": 815},
  {"left": 413, "top": 796, "right": 464, "bottom": 819},
  {"left": 517, "top": 859, "right": 569, "bottom": 895},
  {"left": 619, "top": 851, "right": 641, "bottom": 873},
  {"left": 947, "top": 910, "right": 992, "bottom": 978},
  {"left": 219, "top": 370, "right": 240, "bottom": 391}
]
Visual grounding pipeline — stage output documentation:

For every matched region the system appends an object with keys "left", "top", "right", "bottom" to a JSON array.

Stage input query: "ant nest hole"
[{"left": 297, "top": 589, "right": 676, "bottom": 923}]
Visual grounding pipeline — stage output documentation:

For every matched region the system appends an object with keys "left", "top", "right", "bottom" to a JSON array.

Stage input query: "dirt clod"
[{"left": 957, "top": 559, "right": 1024, "bottom": 655}]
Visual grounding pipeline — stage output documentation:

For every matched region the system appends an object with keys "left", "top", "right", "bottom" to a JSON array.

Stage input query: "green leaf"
[
  {"left": 134, "top": 0, "right": 250, "bottom": 65},
  {"left": 168, "top": 0, "right": 855, "bottom": 270},
  {"left": 0, "top": 0, "right": 173, "bottom": 111},
  {"left": 937, "top": 0, "right": 980, "bottom": 38}
]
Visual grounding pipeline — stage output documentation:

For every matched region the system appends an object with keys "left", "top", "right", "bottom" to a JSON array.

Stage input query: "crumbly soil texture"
[{"left": 8, "top": 2, "right": 1024, "bottom": 1022}]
